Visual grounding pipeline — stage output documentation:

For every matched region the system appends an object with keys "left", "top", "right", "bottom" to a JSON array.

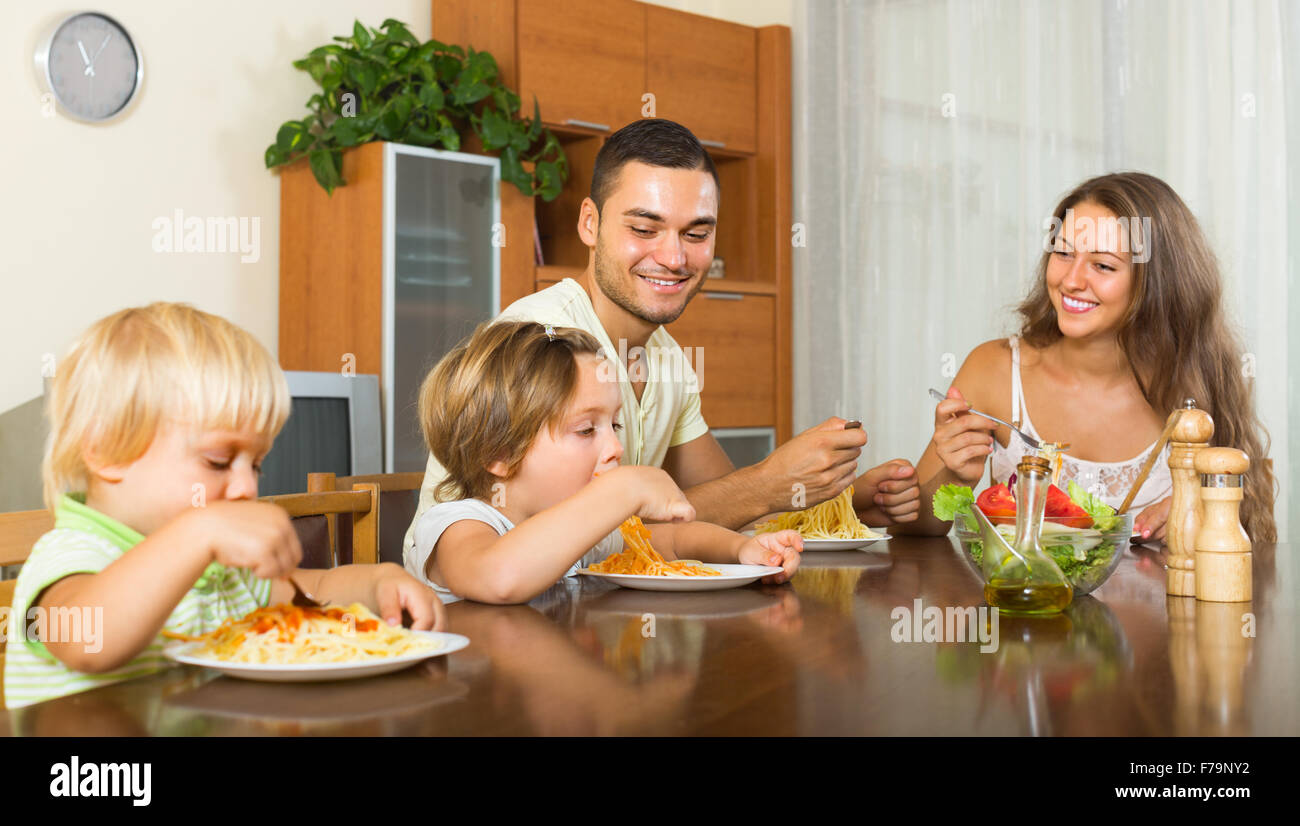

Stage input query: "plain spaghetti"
[{"left": 755, "top": 486, "right": 882, "bottom": 540}]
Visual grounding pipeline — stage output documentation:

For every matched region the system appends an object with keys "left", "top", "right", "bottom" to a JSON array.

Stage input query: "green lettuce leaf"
[
  {"left": 1066, "top": 480, "right": 1119, "bottom": 532},
  {"left": 933, "top": 484, "right": 975, "bottom": 522}
]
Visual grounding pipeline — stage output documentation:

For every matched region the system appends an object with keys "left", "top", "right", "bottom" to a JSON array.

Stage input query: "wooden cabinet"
[
  {"left": 517, "top": 0, "right": 646, "bottom": 131},
  {"left": 646, "top": 6, "right": 757, "bottom": 153},
  {"left": 665, "top": 292, "right": 774, "bottom": 428},
  {"left": 431, "top": 2, "right": 792, "bottom": 440}
]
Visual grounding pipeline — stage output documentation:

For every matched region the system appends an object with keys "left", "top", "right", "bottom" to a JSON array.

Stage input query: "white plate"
[
  {"left": 163, "top": 631, "right": 471, "bottom": 683},
  {"left": 800, "top": 534, "right": 891, "bottom": 551},
  {"left": 745, "top": 529, "right": 891, "bottom": 552},
  {"left": 577, "top": 563, "right": 783, "bottom": 592}
]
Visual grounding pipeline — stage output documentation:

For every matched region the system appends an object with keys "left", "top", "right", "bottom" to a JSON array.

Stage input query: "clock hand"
[
  {"left": 90, "top": 33, "right": 112, "bottom": 63},
  {"left": 77, "top": 40, "right": 94, "bottom": 76}
]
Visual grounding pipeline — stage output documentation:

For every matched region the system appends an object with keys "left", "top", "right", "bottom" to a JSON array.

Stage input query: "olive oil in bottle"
[{"left": 982, "top": 455, "right": 1073, "bottom": 616}]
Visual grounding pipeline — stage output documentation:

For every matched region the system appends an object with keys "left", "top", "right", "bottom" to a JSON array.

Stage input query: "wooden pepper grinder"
[
  {"left": 1165, "top": 400, "right": 1213, "bottom": 596},
  {"left": 1194, "top": 447, "right": 1251, "bottom": 602}
]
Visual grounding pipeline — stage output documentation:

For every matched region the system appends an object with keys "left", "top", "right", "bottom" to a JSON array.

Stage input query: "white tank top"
[{"left": 988, "top": 337, "right": 1172, "bottom": 513}]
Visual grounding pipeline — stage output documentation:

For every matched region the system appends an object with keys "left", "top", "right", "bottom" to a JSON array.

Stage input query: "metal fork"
[
  {"left": 928, "top": 388, "right": 1043, "bottom": 450},
  {"left": 286, "top": 576, "right": 324, "bottom": 608}
]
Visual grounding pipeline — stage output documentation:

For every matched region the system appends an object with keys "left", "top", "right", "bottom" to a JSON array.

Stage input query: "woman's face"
[{"left": 1045, "top": 200, "right": 1135, "bottom": 340}]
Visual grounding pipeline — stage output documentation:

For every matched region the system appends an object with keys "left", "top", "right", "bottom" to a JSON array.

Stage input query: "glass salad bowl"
[{"left": 952, "top": 512, "right": 1135, "bottom": 596}]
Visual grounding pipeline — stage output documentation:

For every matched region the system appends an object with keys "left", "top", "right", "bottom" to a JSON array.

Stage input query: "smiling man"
[{"left": 403, "top": 119, "right": 918, "bottom": 562}]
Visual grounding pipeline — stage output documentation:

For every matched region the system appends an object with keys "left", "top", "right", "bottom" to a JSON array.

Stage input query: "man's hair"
[
  {"left": 589, "top": 118, "right": 720, "bottom": 212},
  {"left": 42, "top": 303, "right": 290, "bottom": 510},
  {"left": 418, "top": 321, "right": 606, "bottom": 503}
]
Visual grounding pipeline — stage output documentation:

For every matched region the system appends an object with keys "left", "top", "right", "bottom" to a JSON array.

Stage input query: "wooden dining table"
[{"left": 2, "top": 535, "right": 1294, "bottom": 737}]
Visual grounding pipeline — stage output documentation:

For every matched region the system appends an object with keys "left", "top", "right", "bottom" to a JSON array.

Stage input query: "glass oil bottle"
[{"left": 982, "top": 455, "right": 1074, "bottom": 614}]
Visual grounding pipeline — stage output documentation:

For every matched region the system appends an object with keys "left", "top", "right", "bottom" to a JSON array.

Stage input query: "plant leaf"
[
  {"left": 352, "top": 20, "right": 372, "bottom": 49},
  {"left": 308, "top": 147, "right": 342, "bottom": 194}
]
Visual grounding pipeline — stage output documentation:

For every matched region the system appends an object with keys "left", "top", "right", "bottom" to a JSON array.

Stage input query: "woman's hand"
[
  {"left": 1134, "top": 496, "right": 1171, "bottom": 543},
  {"left": 738, "top": 529, "right": 803, "bottom": 584},
  {"left": 930, "top": 387, "right": 999, "bottom": 487}
]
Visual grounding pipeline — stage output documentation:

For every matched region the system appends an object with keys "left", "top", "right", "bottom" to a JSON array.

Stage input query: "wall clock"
[{"left": 35, "top": 12, "right": 143, "bottom": 122}]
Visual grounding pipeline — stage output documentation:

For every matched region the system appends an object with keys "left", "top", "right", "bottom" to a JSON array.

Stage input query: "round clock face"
[{"left": 41, "top": 12, "right": 141, "bottom": 122}]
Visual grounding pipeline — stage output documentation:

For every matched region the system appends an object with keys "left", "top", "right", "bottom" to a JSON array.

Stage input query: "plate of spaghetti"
[
  {"left": 579, "top": 516, "right": 782, "bottom": 592},
  {"left": 162, "top": 603, "right": 469, "bottom": 682},
  {"left": 754, "top": 486, "right": 890, "bottom": 551}
]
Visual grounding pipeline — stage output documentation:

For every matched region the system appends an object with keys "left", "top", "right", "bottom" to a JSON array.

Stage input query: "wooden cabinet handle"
[
  {"left": 700, "top": 139, "right": 726, "bottom": 148},
  {"left": 703, "top": 292, "right": 744, "bottom": 300}
]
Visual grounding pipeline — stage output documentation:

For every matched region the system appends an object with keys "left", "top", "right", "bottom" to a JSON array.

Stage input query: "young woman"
[{"left": 908, "top": 172, "right": 1276, "bottom": 543}]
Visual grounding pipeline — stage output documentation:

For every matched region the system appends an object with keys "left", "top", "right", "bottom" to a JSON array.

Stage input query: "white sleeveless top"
[{"left": 989, "top": 337, "right": 1172, "bottom": 513}]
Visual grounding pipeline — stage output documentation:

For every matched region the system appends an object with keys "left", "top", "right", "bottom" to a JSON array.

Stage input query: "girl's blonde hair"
[
  {"left": 43, "top": 303, "right": 290, "bottom": 510},
  {"left": 419, "top": 321, "right": 606, "bottom": 503}
]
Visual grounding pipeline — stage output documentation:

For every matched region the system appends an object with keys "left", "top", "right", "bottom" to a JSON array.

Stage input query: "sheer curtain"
[{"left": 792, "top": 0, "right": 1296, "bottom": 537}]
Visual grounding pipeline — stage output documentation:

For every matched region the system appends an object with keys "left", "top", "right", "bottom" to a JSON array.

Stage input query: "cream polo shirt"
[{"left": 401, "top": 278, "right": 710, "bottom": 563}]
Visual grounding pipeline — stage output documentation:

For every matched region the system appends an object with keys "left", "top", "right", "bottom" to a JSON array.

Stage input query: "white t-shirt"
[
  {"left": 405, "top": 497, "right": 624, "bottom": 602},
  {"left": 402, "top": 278, "right": 710, "bottom": 563}
]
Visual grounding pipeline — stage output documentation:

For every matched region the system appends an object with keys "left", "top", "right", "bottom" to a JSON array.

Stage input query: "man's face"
[{"left": 590, "top": 161, "right": 719, "bottom": 326}]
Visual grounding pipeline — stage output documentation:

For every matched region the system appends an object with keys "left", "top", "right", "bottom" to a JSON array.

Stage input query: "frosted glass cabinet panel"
[{"left": 384, "top": 144, "right": 500, "bottom": 472}]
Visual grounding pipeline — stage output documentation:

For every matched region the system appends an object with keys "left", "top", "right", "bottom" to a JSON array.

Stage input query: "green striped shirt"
[{"left": 3, "top": 494, "right": 270, "bottom": 709}]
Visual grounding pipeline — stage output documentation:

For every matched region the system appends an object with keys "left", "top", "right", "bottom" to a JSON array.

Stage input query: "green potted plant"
[{"left": 265, "top": 18, "right": 566, "bottom": 199}]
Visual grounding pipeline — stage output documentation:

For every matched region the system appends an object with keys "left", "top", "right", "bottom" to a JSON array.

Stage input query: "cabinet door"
[
  {"left": 646, "top": 6, "right": 756, "bottom": 153},
  {"left": 517, "top": 0, "right": 646, "bottom": 132},
  {"left": 665, "top": 292, "right": 774, "bottom": 428},
  {"left": 388, "top": 147, "right": 500, "bottom": 472}
]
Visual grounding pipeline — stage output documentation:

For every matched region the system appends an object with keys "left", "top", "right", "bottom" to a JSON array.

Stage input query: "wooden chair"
[
  {"left": 262, "top": 485, "right": 380, "bottom": 567},
  {"left": 0, "top": 509, "right": 55, "bottom": 708},
  {"left": 307, "top": 472, "right": 423, "bottom": 566}
]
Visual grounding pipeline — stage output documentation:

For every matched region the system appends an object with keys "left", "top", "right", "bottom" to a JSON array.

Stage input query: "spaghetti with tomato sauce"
[{"left": 164, "top": 603, "right": 438, "bottom": 664}]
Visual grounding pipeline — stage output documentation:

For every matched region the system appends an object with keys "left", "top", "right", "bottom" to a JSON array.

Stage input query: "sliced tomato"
[
  {"left": 1045, "top": 483, "right": 1092, "bottom": 527},
  {"left": 975, "top": 483, "right": 1017, "bottom": 525}
]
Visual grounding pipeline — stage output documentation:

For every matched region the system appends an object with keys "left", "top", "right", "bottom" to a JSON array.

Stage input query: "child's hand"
[
  {"left": 738, "top": 529, "right": 803, "bottom": 584},
  {"left": 621, "top": 466, "right": 696, "bottom": 523},
  {"left": 372, "top": 564, "right": 446, "bottom": 630},
  {"left": 195, "top": 500, "right": 302, "bottom": 578}
]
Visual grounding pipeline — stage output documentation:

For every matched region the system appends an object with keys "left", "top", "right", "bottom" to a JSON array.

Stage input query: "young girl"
[
  {"left": 4, "top": 303, "right": 443, "bottom": 709},
  {"left": 908, "top": 172, "right": 1276, "bottom": 543},
  {"left": 406, "top": 321, "right": 803, "bottom": 604}
]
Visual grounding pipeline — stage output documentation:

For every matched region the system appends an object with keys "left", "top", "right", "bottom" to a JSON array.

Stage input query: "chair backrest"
[
  {"left": 262, "top": 486, "right": 380, "bottom": 566},
  {"left": 307, "top": 473, "right": 422, "bottom": 566},
  {"left": 0, "top": 509, "right": 55, "bottom": 709}
]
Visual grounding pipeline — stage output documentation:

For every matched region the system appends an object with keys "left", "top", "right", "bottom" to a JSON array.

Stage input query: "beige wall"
[{"left": 2, "top": 0, "right": 791, "bottom": 417}]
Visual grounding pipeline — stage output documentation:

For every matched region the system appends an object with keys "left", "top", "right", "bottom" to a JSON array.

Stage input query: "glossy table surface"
[{"left": 3, "top": 535, "right": 1295, "bottom": 736}]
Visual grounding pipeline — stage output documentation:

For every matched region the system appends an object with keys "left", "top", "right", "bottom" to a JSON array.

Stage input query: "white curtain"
[{"left": 792, "top": 0, "right": 1296, "bottom": 538}]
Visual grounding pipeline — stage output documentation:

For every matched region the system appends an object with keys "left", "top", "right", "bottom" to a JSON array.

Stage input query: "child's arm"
[
  {"left": 647, "top": 522, "right": 804, "bottom": 584},
  {"left": 435, "top": 466, "right": 695, "bottom": 604},
  {"left": 291, "top": 564, "right": 445, "bottom": 630},
  {"left": 37, "top": 501, "right": 301, "bottom": 673}
]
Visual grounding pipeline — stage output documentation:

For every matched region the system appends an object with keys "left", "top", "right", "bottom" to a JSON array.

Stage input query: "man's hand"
[
  {"left": 757, "top": 417, "right": 866, "bottom": 513},
  {"left": 851, "top": 459, "right": 920, "bottom": 526}
]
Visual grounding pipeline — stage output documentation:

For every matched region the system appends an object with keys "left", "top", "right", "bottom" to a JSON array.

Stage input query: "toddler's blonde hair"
[{"left": 42, "top": 302, "right": 290, "bottom": 509}]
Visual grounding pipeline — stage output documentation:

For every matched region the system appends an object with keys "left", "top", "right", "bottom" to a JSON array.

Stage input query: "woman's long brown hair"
[{"left": 1017, "top": 172, "right": 1276, "bottom": 542}]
